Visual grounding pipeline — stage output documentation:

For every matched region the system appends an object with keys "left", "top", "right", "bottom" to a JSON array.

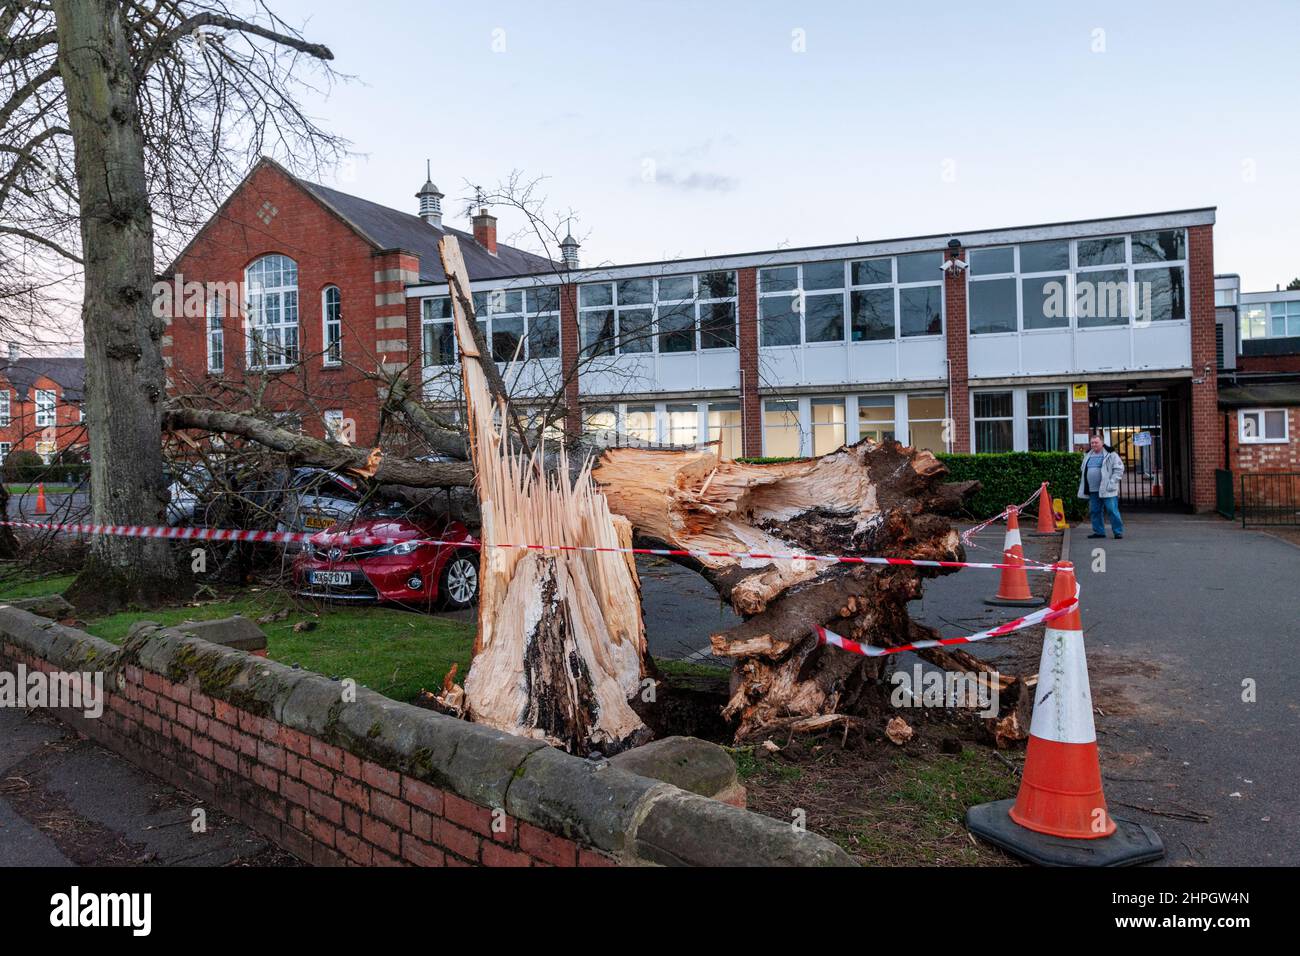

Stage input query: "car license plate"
[
  {"left": 310, "top": 571, "right": 352, "bottom": 586},
  {"left": 303, "top": 513, "right": 334, "bottom": 530}
]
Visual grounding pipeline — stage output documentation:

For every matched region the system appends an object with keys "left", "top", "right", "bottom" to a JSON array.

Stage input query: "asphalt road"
[
  {"left": 4, "top": 490, "right": 89, "bottom": 521},
  {"left": 1065, "top": 513, "right": 1300, "bottom": 866}
]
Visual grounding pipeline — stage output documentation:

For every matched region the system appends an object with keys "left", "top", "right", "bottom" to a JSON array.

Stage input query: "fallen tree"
[
  {"left": 159, "top": 302, "right": 1001, "bottom": 745},
  {"left": 593, "top": 443, "right": 979, "bottom": 740}
]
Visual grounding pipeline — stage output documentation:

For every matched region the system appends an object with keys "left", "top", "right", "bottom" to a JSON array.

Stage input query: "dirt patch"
[{"left": 732, "top": 716, "right": 1023, "bottom": 865}]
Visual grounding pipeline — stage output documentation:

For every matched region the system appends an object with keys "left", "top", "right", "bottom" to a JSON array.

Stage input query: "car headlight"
[{"left": 375, "top": 540, "right": 423, "bottom": 556}]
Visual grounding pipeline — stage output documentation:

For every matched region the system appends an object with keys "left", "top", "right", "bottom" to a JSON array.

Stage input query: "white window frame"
[
  {"left": 244, "top": 254, "right": 300, "bottom": 369},
  {"left": 758, "top": 255, "right": 945, "bottom": 349},
  {"left": 34, "top": 388, "right": 56, "bottom": 428},
  {"left": 970, "top": 386, "right": 1071, "bottom": 453},
  {"left": 0, "top": 442, "right": 10, "bottom": 463},
  {"left": 1025, "top": 387, "right": 1071, "bottom": 452},
  {"left": 966, "top": 229, "right": 1190, "bottom": 337},
  {"left": 0, "top": 389, "right": 9, "bottom": 427},
  {"left": 322, "top": 285, "right": 342, "bottom": 366},
  {"left": 1238, "top": 408, "right": 1289, "bottom": 445},
  {"left": 422, "top": 288, "right": 561, "bottom": 367},
  {"left": 578, "top": 273, "right": 738, "bottom": 358},
  {"left": 206, "top": 293, "right": 224, "bottom": 373}
]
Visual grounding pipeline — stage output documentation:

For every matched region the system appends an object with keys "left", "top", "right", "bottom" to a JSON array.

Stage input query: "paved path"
[
  {"left": 0, "top": 707, "right": 277, "bottom": 867},
  {"left": 1067, "top": 513, "right": 1299, "bottom": 866}
]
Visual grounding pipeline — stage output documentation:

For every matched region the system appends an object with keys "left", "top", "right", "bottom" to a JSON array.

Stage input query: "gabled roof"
[
  {"left": 1, "top": 356, "right": 85, "bottom": 402},
  {"left": 167, "top": 157, "right": 559, "bottom": 285},
  {"left": 294, "top": 178, "right": 557, "bottom": 284}
]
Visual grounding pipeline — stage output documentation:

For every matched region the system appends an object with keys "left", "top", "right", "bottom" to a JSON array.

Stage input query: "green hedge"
[
  {"left": 937, "top": 452, "right": 1085, "bottom": 520},
  {"left": 1, "top": 456, "right": 91, "bottom": 485}
]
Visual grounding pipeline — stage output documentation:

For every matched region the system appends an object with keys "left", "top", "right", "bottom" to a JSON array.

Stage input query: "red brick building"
[
  {"left": 1212, "top": 275, "right": 1300, "bottom": 514},
  {"left": 162, "top": 158, "right": 554, "bottom": 444},
  {"left": 0, "top": 352, "right": 86, "bottom": 465}
]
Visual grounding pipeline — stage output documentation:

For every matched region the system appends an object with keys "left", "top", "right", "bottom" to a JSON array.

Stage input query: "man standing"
[{"left": 1078, "top": 434, "right": 1125, "bottom": 539}]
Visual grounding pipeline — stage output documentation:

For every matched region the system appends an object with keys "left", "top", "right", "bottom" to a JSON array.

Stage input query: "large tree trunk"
[
  {"left": 439, "top": 236, "right": 650, "bottom": 755},
  {"left": 593, "top": 441, "right": 975, "bottom": 741},
  {"left": 54, "top": 0, "right": 185, "bottom": 613}
]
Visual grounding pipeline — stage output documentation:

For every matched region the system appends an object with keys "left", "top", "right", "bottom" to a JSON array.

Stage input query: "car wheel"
[{"left": 439, "top": 551, "right": 479, "bottom": 609}]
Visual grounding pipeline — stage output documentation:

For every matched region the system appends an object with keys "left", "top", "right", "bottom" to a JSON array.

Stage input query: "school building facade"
[{"left": 163, "top": 160, "right": 1229, "bottom": 512}]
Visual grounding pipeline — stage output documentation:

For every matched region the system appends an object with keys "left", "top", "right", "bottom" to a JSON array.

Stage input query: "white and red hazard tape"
[
  {"left": 959, "top": 484, "right": 1046, "bottom": 548},
  {"left": 816, "top": 581, "right": 1080, "bottom": 658},
  {"left": 1, "top": 518, "right": 1063, "bottom": 573}
]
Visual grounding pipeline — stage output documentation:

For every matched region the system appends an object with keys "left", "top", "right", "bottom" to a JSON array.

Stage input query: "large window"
[
  {"left": 422, "top": 297, "right": 455, "bottom": 367},
  {"left": 579, "top": 272, "right": 736, "bottom": 357},
  {"left": 763, "top": 400, "right": 802, "bottom": 457},
  {"left": 0, "top": 390, "right": 9, "bottom": 427},
  {"left": 1239, "top": 408, "right": 1288, "bottom": 444},
  {"left": 973, "top": 391, "right": 1014, "bottom": 453},
  {"left": 322, "top": 286, "right": 342, "bottom": 366},
  {"left": 206, "top": 293, "right": 224, "bottom": 373},
  {"left": 811, "top": 398, "right": 846, "bottom": 455},
  {"left": 908, "top": 394, "right": 948, "bottom": 452},
  {"left": 34, "top": 388, "right": 56, "bottom": 428},
  {"left": 245, "top": 254, "right": 300, "bottom": 368},
  {"left": 422, "top": 287, "right": 559, "bottom": 366},
  {"left": 857, "top": 395, "right": 895, "bottom": 443},
  {"left": 968, "top": 230, "right": 1187, "bottom": 333},
  {"left": 1027, "top": 389, "right": 1069, "bottom": 451},
  {"left": 760, "top": 253, "right": 942, "bottom": 347},
  {"left": 1241, "top": 300, "right": 1300, "bottom": 341},
  {"left": 707, "top": 402, "right": 742, "bottom": 459}
]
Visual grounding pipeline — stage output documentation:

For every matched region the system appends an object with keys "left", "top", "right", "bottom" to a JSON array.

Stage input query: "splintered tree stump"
[
  {"left": 439, "top": 236, "right": 651, "bottom": 755},
  {"left": 593, "top": 440, "right": 977, "bottom": 742}
]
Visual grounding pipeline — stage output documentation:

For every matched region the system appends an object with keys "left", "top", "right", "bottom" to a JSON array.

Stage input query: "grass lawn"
[
  {"left": 4, "top": 483, "right": 78, "bottom": 495},
  {"left": 0, "top": 567, "right": 476, "bottom": 703},
  {"left": 86, "top": 592, "right": 477, "bottom": 703},
  {"left": 0, "top": 569, "right": 78, "bottom": 600}
]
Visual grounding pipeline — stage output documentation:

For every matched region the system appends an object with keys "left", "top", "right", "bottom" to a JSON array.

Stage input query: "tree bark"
[
  {"left": 54, "top": 0, "right": 185, "bottom": 613},
  {"left": 593, "top": 441, "right": 977, "bottom": 741}
]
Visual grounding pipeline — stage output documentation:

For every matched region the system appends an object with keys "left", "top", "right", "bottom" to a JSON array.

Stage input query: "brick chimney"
[{"left": 472, "top": 207, "right": 498, "bottom": 256}]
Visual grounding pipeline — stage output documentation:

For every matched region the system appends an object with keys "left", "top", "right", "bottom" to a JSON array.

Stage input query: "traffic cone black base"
[
  {"left": 983, "top": 595, "right": 1044, "bottom": 607},
  {"left": 966, "top": 799, "right": 1164, "bottom": 867}
]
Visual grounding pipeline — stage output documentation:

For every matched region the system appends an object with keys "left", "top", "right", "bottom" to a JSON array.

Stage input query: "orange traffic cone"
[
  {"left": 34, "top": 482, "right": 47, "bottom": 515},
  {"left": 984, "top": 506, "right": 1042, "bottom": 607},
  {"left": 966, "top": 562, "right": 1164, "bottom": 865},
  {"left": 1033, "top": 482, "right": 1056, "bottom": 535},
  {"left": 1010, "top": 562, "right": 1112, "bottom": 839}
]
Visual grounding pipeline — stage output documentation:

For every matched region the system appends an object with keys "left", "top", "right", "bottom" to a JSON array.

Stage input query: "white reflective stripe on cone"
[
  {"left": 1005, "top": 528, "right": 1022, "bottom": 548},
  {"left": 1028, "top": 625, "right": 1097, "bottom": 745}
]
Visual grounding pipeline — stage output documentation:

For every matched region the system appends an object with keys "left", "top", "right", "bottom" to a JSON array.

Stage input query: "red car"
[{"left": 293, "top": 507, "right": 479, "bottom": 609}]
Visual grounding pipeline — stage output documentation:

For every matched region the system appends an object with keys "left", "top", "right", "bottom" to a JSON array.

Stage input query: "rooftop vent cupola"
[
  {"left": 416, "top": 161, "right": 444, "bottom": 227},
  {"left": 560, "top": 225, "right": 580, "bottom": 270}
]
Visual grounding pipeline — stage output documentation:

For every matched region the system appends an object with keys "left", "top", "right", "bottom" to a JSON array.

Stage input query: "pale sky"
[{"left": 275, "top": 0, "right": 1300, "bottom": 293}]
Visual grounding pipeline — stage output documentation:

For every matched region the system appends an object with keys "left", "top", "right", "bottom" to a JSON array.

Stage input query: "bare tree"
[{"left": 2, "top": 0, "right": 344, "bottom": 610}]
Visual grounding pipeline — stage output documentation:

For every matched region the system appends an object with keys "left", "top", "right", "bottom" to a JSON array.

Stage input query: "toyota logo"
[{"left": 327, "top": 547, "right": 342, "bottom": 562}]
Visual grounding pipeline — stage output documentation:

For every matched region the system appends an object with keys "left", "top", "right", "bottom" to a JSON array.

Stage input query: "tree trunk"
[
  {"left": 439, "top": 236, "right": 650, "bottom": 755},
  {"left": 54, "top": 0, "right": 185, "bottom": 613},
  {"left": 592, "top": 441, "right": 976, "bottom": 741}
]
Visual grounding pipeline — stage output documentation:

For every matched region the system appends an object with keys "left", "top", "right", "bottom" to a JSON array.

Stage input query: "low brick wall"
[{"left": 0, "top": 607, "right": 852, "bottom": 867}]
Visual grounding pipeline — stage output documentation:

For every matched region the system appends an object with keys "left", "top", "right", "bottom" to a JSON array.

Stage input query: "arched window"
[
  {"left": 245, "top": 254, "right": 299, "bottom": 368},
  {"left": 322, "top": 285, "right": 342, "bottom": 366}
]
